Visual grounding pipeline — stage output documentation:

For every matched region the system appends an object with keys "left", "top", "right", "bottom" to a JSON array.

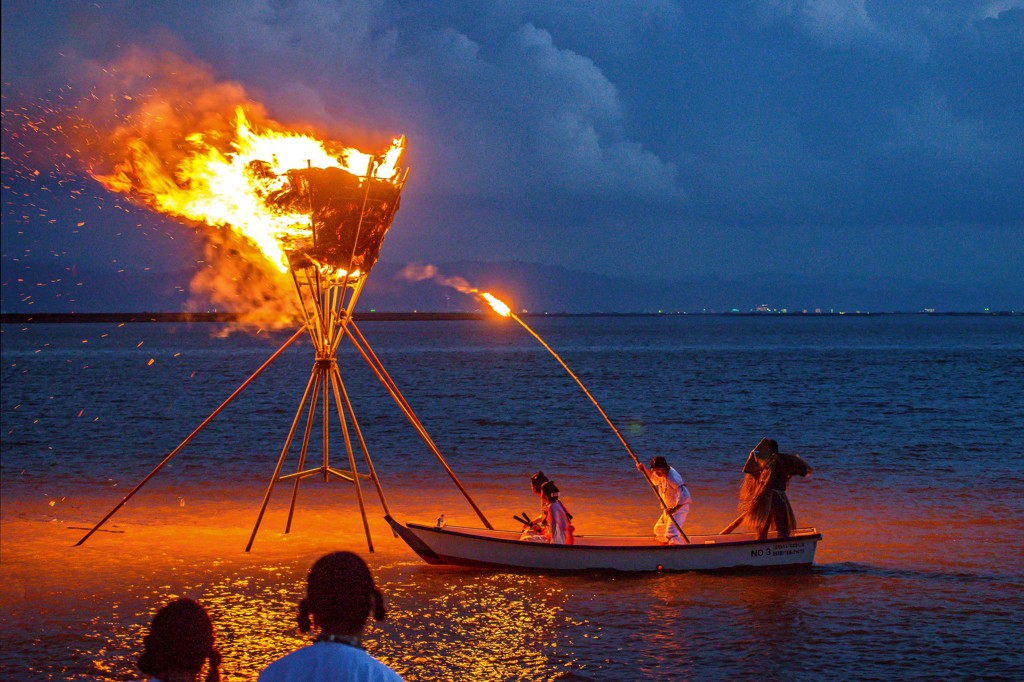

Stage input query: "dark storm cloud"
[{"left": 2, "top": 0, "right": 1021, "bottom": 295}]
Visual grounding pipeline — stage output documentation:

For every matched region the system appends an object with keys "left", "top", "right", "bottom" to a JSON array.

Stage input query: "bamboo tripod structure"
[
  {"left": 244, "top": 269, "right": 385, "bottom": 553},
  {"left": 75, "top": 271, "right": 493, "bottom": 552},
  {"left": 76, "top": 156, "right": 493, "bottom": 552},
  {"left": 243, "top": 267, "right": 494, "bottom": 552}
]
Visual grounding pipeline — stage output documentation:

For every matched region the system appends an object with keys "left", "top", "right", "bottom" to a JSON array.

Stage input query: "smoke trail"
[{"left": 398, "top": 263, "right": 474, "bottom": 294}]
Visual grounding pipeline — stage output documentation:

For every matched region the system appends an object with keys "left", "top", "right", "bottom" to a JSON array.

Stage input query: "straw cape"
[{"left": 738, "top": 439, "right": 813, "bottom": 535}]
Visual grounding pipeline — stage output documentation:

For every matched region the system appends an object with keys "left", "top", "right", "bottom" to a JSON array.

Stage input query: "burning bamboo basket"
[{"left": 269, "top": 162, "right": 404, "bottom": 287}]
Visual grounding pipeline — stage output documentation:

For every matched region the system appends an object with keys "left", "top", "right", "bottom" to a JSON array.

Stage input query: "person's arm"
[
  {"left": 742, "top": 450, "right": 762, "bottom": 475},
  {"left": 532, "top": 502, "right": 550, "bottom": 528},
  {"left": 780, "top": 453, "right": 812, "bottom": 477}
]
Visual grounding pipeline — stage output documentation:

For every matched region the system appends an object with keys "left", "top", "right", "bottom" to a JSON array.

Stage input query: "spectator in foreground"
[
  {"left": 136, "top": 597, "right": 221, "bottom": 682},
  {"left": 258, "top": 551, "right": 403, "bottom": 682}
]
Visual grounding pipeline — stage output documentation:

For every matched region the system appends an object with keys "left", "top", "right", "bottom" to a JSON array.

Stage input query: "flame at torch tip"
[
  {"left": 397, "top": 264, "right": 511, "bottom": 315},
  {"left": 480, "top": 292, "right": 512, "bottom": 317},
  {"left": 401, "top": 263, "right": 674, "bottom": 532}
]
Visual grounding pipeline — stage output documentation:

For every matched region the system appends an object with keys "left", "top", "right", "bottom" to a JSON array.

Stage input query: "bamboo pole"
[
  {"left": 330, "top": 280, "right": 365, "bottom": 355},
  {"left": 336, "top": 157, "right": 376, "bottom": 296},
  {"left": 327, "top": 365, "right": 374, "bottom": 553},
  {"left": 332, "top": 364, "right": 396, "bottom": 536},
  {"left": 290, "top": 268, "right": 317, "bottom": 338},
  {"left": 507, "top": 313, "right": 690, "bottom": 543},
  {"left": 300, "top": 269, "right": 326, "bottom": 349},
  {"left": 245, "top": 365, "right": 320, "bottom": 552},
  {"left": 321, "top": 365, "right": 330, "bottom": 482},
  {"left": 284, "top": 373, "right": 321, "bottom": 534},
  {"left": 75, "top": 326, "right": 306, "bottom": 547},
  {"left": 345, "top": 321, "right": 494, "bottom": 529}
]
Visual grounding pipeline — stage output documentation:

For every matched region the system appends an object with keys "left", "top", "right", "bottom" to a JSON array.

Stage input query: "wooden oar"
[{"left": 720, "top": 514, "right": 744, "bottom": 534}]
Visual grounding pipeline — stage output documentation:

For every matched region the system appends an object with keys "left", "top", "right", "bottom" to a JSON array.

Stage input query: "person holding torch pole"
[
  {"left": 477, "top": 289, "right": 690, "bottom": 544},
  {"left": 636, "top": 456, "right": 691, "bottom": 545}
]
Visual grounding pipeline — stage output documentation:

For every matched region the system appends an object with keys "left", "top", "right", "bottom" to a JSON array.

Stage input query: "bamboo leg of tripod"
[
  {"left": 327, "top": 365, "right": 374, "bottom": 552},
  {"left": 284, "top": 376, "right": 321, "bottom": 534},
  {"left": 345, "top": 322, "right": 494, "bottom": 529},
  {"left": 245, "top": 366, "right": 319, "bottom": 552},
  {"left": 332, "top": 364, "right": 397, "bottom": 537},
  {"left": 75, "top": 326, "right": 305, "bottom": 547},
  {"left": 321, "top": 369, "right": 330, "bottom": 483}
]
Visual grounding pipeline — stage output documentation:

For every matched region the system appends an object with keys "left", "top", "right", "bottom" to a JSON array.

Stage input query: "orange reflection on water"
[
  {"left": 381, "top": 569, "right": 578, "bottom": 680},
  {"left": 67, "top": 560, "right": 584, "bottom": 681},
  {"left": 64, "top": 562, "right": 307, "bottom": 680},
  {"left": 7, "top": 469, "right": 1021, "bottom": 680}
]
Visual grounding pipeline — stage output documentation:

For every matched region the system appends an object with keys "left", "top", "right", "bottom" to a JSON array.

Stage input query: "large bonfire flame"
[
  {"left": 70, "top": 49, "right": 407, "bottom": 327},
  {"left": 95, "top": 106, "right": 405, "bottom": 279}
]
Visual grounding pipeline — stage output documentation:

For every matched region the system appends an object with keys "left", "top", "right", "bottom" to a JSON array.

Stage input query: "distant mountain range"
[{"left": 1, "top": 260, "right": 1019, "bottom": 314}]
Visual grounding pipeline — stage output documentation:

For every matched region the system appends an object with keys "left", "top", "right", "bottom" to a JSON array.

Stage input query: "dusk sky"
[{"left": 2, "top": 1, "right": 1022, "bottom": 312}]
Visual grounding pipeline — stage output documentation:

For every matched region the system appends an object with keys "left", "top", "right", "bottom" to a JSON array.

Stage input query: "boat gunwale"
[
  {"left": 419, "top": 551, "right": 817, "bottom": 573},
  {"left": 404, "top": 521, "right": 822, "bottom": 552}
]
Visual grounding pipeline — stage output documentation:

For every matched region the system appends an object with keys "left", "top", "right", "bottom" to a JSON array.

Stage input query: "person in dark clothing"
[{"left": 738, "top": 438, "right": 812, "bottom": 540}]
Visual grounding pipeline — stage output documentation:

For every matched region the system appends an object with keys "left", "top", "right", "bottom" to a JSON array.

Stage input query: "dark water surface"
[{"left": 2, "top": 315, "right": 1023, "bottom": 680}]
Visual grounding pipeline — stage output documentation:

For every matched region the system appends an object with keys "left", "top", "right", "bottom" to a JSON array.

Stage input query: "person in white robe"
[
  {"left": 540, "top": 480, "right": 575, "bottom": 545},
  {"left": 519, "top": 471, "right": 551, "bottom": 542},
  {"left": 636, "top": 456, "right": 691, "bottom": 545}
]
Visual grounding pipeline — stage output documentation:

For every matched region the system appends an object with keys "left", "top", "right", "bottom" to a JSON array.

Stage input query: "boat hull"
[{"left": 386, "top": 516, "right": 821, "bottom": 572}]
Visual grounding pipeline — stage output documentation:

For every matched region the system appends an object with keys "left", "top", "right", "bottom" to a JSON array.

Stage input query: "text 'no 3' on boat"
[{"left": 386, "top": 516, "right": 822, "bottom": 573}]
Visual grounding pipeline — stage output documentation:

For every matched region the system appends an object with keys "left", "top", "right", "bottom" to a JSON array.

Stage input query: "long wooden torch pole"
[
  {"left": 720, "top": 514, "right": 745, "bottom": 535},
  {"left": 508, "top": 313, "right": 689, "bottom": 543}
]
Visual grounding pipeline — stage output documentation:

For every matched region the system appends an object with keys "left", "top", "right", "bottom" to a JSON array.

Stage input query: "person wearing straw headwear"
[
  {"left": 519, "top": 471, "right": 551, "bottom": 541},
  {"left": 258, "top": 551, "right": 403, "bottom": 682},
  {"left": 636, "top": 456, "right": 691, "bottom": 545},
  {"left": 539, "top": 480, "right": 575, "bottom": 545},
  {"left": 135, "top": 597, "right": 221, "bottom": 682},
  {"left": 530, "top": 470, "right": 549, "bottom": 518},
  {"left": 738, "top": 437, "right": 812, "bottom": 540}
]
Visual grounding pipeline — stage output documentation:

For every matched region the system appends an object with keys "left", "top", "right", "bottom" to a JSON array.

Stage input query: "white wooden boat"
[{"left": 386, "top": 516, "right": 821, "bottom": 572}]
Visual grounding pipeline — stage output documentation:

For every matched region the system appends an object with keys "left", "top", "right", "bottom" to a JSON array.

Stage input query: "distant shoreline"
[{"left": 1, "top": 310, "right": 1018, "bottom": 323}]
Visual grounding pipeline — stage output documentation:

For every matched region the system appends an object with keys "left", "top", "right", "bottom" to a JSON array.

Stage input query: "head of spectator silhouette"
[
  {"left": 298, "top": 551, "right": 386, "bottom": 639},
  {"left": 137, "top": 598, "right": 221, "bottom": 682},
  {"left": 530, "top": 471, "right": 549, "bottom": 494}
]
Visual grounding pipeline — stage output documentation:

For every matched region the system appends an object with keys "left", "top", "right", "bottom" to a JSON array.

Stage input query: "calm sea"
[{"left": 2, "top": 315, "right": 1023, "bottom": 680}]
